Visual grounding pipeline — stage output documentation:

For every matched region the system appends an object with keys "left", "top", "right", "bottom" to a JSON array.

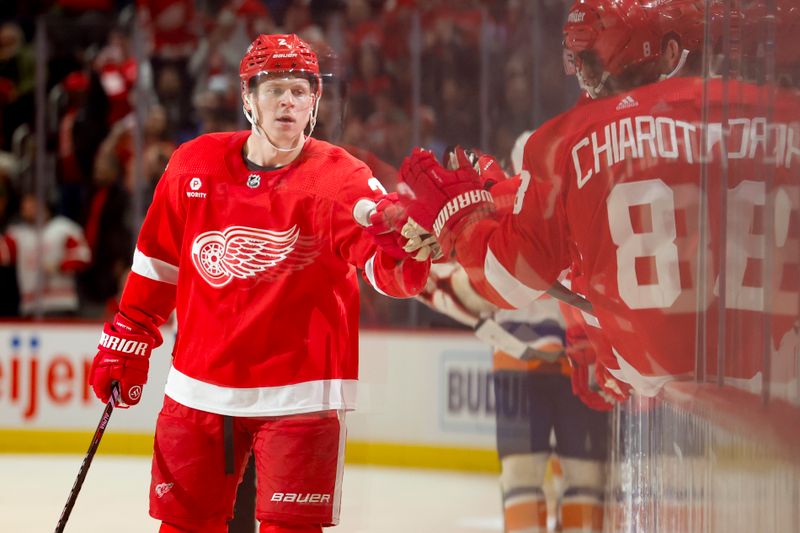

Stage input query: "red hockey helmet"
[
  {"left": 563, "top": 0, "right": 662, "bottom": 80},
  {"left": 239, "top": 34, "right": 321, "bottom": 97},
  {"left": 656, "top": 0, "right": 704, "bottom": 54}
]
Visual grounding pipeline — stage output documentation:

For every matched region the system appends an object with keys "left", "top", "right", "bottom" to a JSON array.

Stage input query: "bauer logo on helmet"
[{"left": 568, "top": 11, "right": 586, "bottom": 23}]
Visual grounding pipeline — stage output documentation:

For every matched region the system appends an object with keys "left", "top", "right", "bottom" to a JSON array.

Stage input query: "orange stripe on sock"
[
  {"left": 561, "top": 502, "right": 603, "bottom": 531},
  {"left": 504, "top": 498, "right": 548, "bottom": 531}
]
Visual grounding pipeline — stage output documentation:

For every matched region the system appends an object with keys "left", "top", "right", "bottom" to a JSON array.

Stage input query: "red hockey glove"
[
  {"left": 398, "top": 147, "right": 494, "bottom": 258},
  {"left": 566, "top": 324, "right": 615, "bottom": 411},
  {"left": 444, "top": 146, "right": 509, "bottom": 190},
  {"left": 90, "top": 312, "right": 160, "bottom": 407},
  {"left": 472, "top": 152, "right": 508, "bottom": 189},
  {"left": 365, "top": 193, "right": 414, "bottom": 261}
]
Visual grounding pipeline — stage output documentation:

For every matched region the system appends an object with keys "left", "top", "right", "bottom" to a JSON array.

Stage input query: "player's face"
[
  {"left": 575, "top": 50, "right": 612, "bottom": 98},
  {"left": 250, "top": 75, "right": 314, "bottom": 144}
]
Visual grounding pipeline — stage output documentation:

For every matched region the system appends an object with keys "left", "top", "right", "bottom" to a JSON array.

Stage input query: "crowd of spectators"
[{"left": 0, "top": 0, "right": 575, "bottom": 323}]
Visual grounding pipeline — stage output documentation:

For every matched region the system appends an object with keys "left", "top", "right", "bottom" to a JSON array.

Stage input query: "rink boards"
[{"left": 0, "top": 322, "right": 500, "bottom": 472}]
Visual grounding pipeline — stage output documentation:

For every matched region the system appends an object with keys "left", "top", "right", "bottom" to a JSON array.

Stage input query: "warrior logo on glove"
[
  {"left": 90, "top": 313, "right": 160, "bottom": 407},
  {"left": 98, "top": 331, "right": 150, "bottom": 356},
  {"left": 397, "top": 147, "right": 496, "bottom": 259},
  {"left": 433, "top": 189, "right": 494, "bottom": 237}
]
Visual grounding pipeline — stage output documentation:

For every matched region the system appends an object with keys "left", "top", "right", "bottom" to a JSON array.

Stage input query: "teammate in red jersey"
[
  {"left": 416, "top": 147, "right": 611, "bottom": 533},
  {"left": 397, "top": 0, "right": 800, "bottom": 396},
  {"left": 88, "top": 33, "right": 429, "bottom": 533}
]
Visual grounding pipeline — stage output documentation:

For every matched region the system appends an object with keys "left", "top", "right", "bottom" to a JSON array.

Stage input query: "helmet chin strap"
[
  {"left": 306, "top": 96, "right": 320, "bottom": 138},
  {"left": 243, "top": 94, "right": 320, "bottom": 153},
  {"left": 660, "top": 49, "right": 690, "bottom": 80},
  {"left": 578, "top": 70, "right": 610, "bottom": 99}
]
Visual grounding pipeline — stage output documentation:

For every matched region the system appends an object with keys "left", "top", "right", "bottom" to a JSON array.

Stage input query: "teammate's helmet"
[
  {"left": 657, "top": 0, "right": 704, "bottom": 54},
  {"left": 239, "top": 34, "right": 322, "bottom": 97},
  {"left": 563, "top": 0, "right": 662, "bottom": 81}
]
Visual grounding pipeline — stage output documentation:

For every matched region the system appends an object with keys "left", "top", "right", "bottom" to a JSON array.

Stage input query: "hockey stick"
[
  {"left": 474, "top": 318, "right": 563, "bottom": 363},
  {"left": 54, "top": 382, "right": 120, "bottom": 533},
  {"left": 546, "top": 281, "right": 594, "bottom": 314}
]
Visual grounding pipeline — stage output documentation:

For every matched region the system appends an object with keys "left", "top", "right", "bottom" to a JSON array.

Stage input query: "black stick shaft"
[{"left": 54, "top": 383, "right": 120, "bottom": 533}]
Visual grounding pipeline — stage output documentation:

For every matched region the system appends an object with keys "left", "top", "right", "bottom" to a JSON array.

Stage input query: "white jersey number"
[
  {"left": 607, "top": 179, "right": 680, "bottom": 309},
  {"left": 513, "top": 170, "right": 531, "bottom": 214},
  {"left": 607, "top": 179, "right": 797, "bottom": 312},
  {"left": 367, "top": 177, "right": 387, "bottom": 194}
]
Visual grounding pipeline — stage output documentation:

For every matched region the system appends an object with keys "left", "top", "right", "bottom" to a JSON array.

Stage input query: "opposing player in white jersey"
[
  {"left": 87, "top": 33, "right": 429, "bottom": 533},
  {"left": 397, "top": 0, "right": 799, "bottom": 396}
]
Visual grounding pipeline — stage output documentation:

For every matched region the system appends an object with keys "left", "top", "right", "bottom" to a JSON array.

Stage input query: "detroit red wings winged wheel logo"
[{"left": 191, "top": 225, "right": 301, "bottom": 287}]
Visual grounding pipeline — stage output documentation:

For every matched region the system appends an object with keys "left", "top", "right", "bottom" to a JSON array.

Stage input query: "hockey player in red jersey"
[
  {"left": 397, "top": 0, "right": 800, "bottom": 396},
  {"left": 417, "top": 147, "right": 610, "bottom": 533},
  {"left": 88, "top": 33, "right": 430, "bottom": 533}
]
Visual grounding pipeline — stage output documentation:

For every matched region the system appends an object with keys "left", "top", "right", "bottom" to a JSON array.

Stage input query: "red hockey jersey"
[
  {"left": 456, "top": 77, "right": 800, "bottom": 394},
  {"left": 120, "top": 132, "right": 428, "bottom": 416}
]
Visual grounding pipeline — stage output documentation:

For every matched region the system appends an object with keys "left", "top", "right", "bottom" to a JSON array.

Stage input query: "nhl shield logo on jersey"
[
  {"left": 190, "top": 225, "right": 301, "bottom": 287},
  {"left": 247, "top": 174, "right": 261, "bottom": 188}
]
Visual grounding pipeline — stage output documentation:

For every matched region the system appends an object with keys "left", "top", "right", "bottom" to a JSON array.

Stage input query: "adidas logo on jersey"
[{"left": 615, "top": 96, "right": 639, "bottom": 111}]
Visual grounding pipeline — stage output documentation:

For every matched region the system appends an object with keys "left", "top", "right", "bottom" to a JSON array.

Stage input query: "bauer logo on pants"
[{"left": 271, "top": 492, "right": 331, "bottom": 504}]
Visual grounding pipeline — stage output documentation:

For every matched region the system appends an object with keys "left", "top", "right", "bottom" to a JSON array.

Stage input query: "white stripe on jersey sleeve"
[
  {"left": 363, "top": 252, "right": 391, "bottom": 297},
  {"left": 610, "top": 347, "right": 674, "bottom": 397},
  {"left": 484, "top": 246, "right": 545, "bottom": 309},
  {"left": 132, "top": 248, "right": 179, "bottom": 285}
]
